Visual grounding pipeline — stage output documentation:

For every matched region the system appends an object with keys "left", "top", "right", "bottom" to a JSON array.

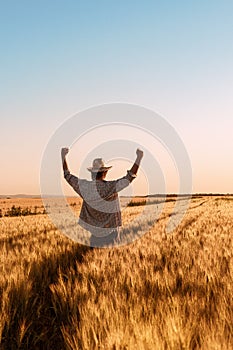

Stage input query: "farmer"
[{"left": 61, "top": 147, "right": 143, "bottom": 247}]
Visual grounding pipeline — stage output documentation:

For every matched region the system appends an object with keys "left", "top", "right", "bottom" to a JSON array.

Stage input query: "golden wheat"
[{"left": 0, "top": 196, "right": 232, "bottom": 349}]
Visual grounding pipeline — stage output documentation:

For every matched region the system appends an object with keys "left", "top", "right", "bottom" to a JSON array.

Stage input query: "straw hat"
[{"left": 87, "top": 158, "right": 112, "bottom": 172}]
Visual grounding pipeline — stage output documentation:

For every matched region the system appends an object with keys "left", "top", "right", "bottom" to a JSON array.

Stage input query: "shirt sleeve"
[
  {"left": 115, "top": 170, "right": 137, "bottom": 193},
  {"left": 64, "top": 170, "right": 81, "bottom": 196}
]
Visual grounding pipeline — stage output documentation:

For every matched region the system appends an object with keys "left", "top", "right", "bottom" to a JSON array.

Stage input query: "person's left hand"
[
  {"left": 136, "top": 148, "right": 144, "bottom": 159},
  {"left": 61, "top": 147, "right": 69, "bottom": 158}
]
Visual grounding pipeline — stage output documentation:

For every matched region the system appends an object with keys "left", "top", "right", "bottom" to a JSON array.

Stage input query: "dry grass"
[{"left": 0, "top": 196, "right": 232, "bottom": 349}]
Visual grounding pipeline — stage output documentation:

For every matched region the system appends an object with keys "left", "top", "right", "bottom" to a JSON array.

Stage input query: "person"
[{"left": 61, "top": 147, "right": 143, "bottom": 247}]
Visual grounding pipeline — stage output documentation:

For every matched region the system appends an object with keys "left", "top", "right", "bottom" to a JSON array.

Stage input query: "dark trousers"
[{"left": 89, "top": 228, "right": 120, "bottom": 247}]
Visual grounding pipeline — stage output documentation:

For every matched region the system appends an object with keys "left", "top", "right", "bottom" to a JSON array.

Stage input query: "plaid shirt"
[{"left": 64, "top": 170, "right": 136, "bottom": 234}]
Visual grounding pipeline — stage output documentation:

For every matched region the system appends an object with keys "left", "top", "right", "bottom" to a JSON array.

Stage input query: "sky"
[{"left": 1, "top": 0, "right": 233, "bottom": 195}]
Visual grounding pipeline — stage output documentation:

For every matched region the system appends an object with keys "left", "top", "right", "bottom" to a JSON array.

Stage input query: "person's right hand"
[
  {"left": 61, "top": 147, "right": 69, "bottom": 158},
  {"left": 136, "top": 148, "right": 144, "bottom": 159}
]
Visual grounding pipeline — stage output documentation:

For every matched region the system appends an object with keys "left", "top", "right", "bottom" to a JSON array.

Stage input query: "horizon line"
[{"left": 1, "top": 193, "right": 233, "bottom": 199}]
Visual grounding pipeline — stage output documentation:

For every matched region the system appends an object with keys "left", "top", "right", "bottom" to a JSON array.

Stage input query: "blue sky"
[{"left": 1, "top": 0, "right": 233, "bottom": 194}]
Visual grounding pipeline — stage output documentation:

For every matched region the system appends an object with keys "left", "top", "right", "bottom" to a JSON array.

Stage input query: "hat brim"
[{"left": 87, "top": 166, "right": 112, "bottom": 172}]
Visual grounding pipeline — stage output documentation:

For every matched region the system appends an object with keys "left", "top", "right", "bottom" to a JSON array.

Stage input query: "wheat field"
[{"left": 0, "top": 195, "right": 232, "bottom": 349}]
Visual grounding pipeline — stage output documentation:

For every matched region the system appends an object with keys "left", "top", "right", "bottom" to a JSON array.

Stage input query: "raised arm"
[
  {"left": 61, "top": 147, "right": 82, "bottom": 196},
  {"left": 129, "top": 148, "right": 144, "bottom": 176},
  {"left": 61, "top": 147, "right": 69, "bottom": 173},
  {"left": 113, "top": 148, "right": 144, "bottom": 194}
]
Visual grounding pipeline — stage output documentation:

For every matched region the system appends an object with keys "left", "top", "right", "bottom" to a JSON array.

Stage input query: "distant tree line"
[{"left": 0, "top": 205, "right": 47, "bottom": 218}]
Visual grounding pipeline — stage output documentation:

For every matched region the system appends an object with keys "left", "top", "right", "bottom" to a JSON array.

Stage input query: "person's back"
[{"left": 61, "top": 148, "right": 143, "bottom": 247}]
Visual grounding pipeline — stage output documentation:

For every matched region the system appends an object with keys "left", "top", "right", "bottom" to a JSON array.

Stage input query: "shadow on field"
[
  {"left": 189, "top": 200, "right": 209, "bottom": 210},
  {"left": 1, "top": 243, "right": 93, "bottom": 350},
  {"left": 0, "top": 226, "right": 56, "bottom": 249}
]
